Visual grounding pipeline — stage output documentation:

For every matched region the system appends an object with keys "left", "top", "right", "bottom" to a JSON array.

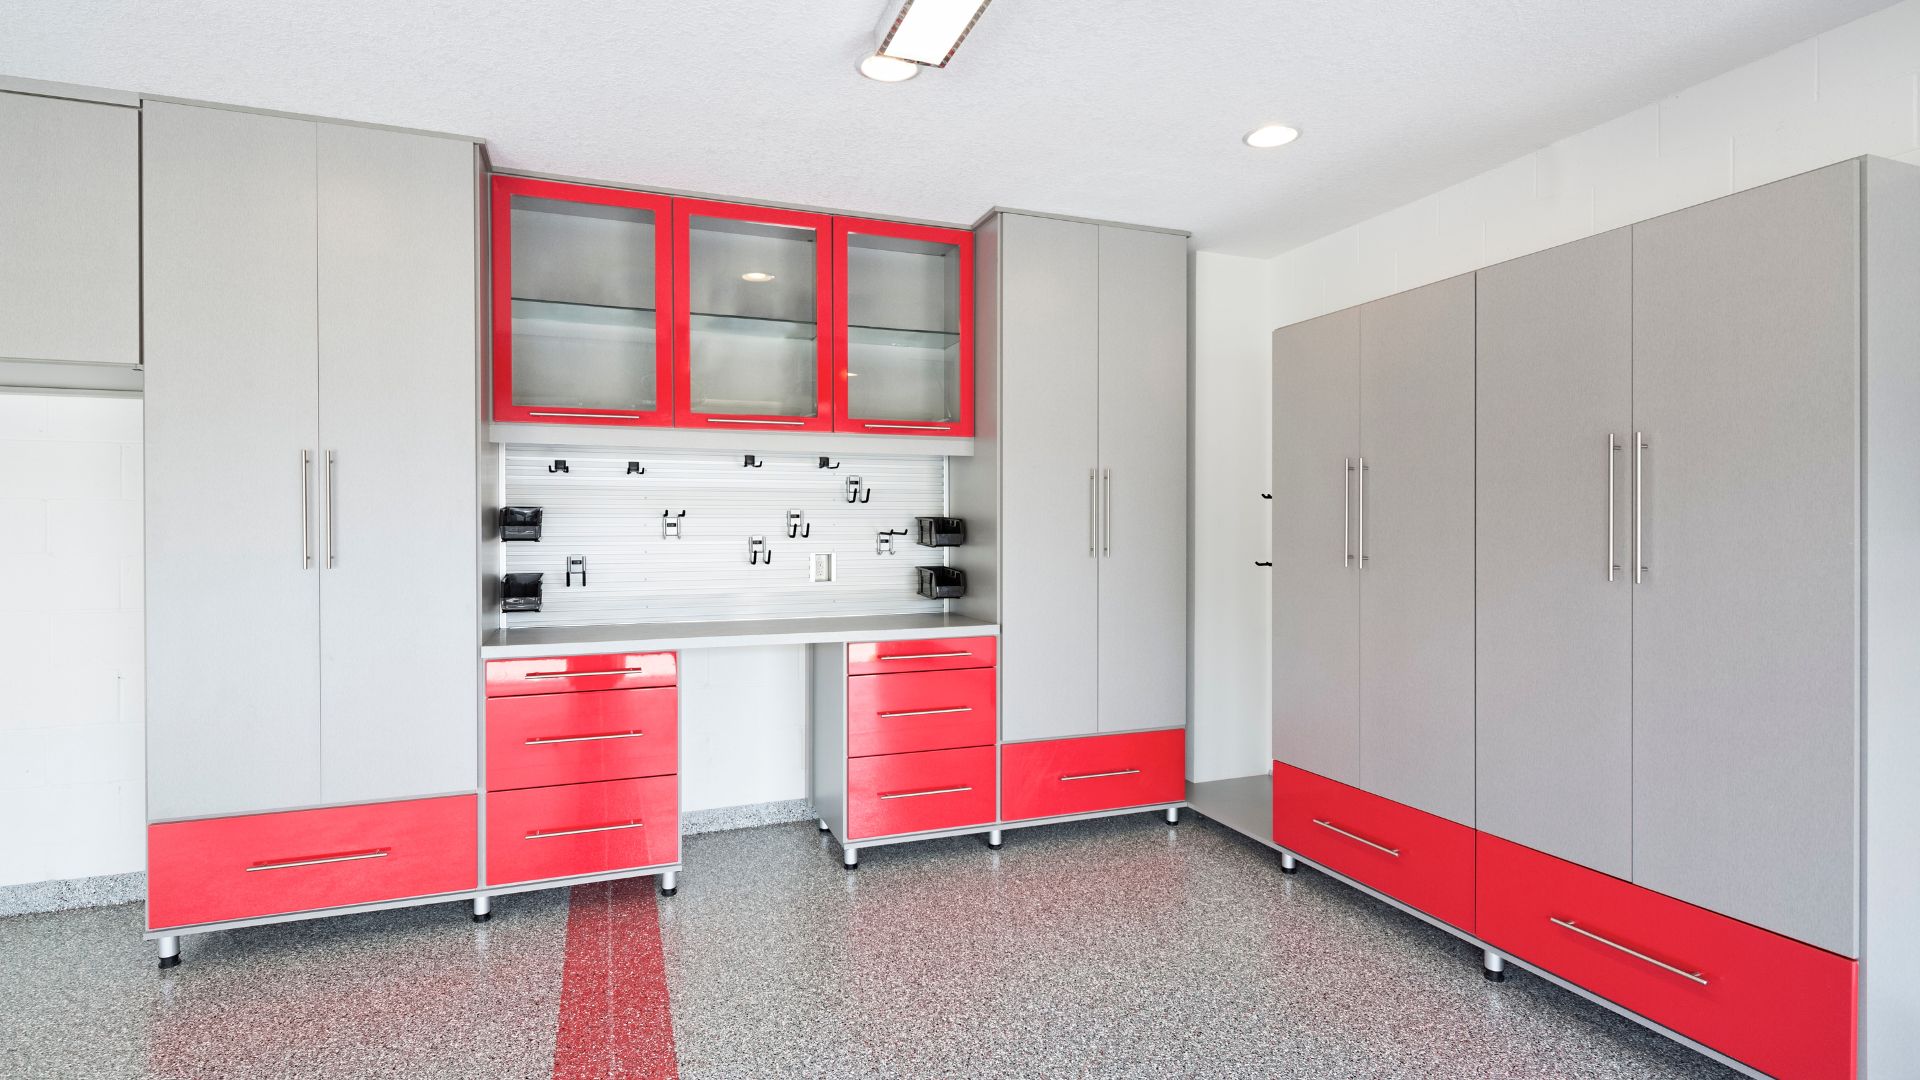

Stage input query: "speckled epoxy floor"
[{"left": 0, "top": 815, "right": 1737, "bottom": 1079}]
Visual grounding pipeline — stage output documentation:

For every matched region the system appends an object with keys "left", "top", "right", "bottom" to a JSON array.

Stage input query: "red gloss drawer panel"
[
  {"left": 485, "top": 652, "right": 677, "bottom": 697},
  {"left": 847, "top": 746, "right": 996, "bottom": 840},
  {"left": 486, "top": 776, "right": 678, "bottom": 886},
  {"left": 487, "top": 687, "right": 678, "bottom": 791},
  {"left": 1270, "top": 760, "right": 1475, "bottom": 931},
  {"left": 1001, "top": 729, "right": 1185, "bottom": 821},
  {"left": 147, "top": 795, "right": 476, "bottom": 930},
  {"left": 846, "top": 636, "right": 995, "bottom": 676},
  {"left": 1477, "top": 833, "right": 1856, "bottom": 1080},
  {"left": 847, "top": 668, "right": 996, "bottom": 757}
]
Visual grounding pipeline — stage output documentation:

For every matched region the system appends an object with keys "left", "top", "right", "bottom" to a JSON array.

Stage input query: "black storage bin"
[
  {"left": 915, "top": 565, "right": 967, "bottom": 599},
  {"left": 499, "top": 506, "right": 544, "bottom": 542},
  {"left": 915, "top": 516, "right": 967, "bottom": 547},
  {"left": 502, "top": 572, "right": 544, "bottom": 612}
]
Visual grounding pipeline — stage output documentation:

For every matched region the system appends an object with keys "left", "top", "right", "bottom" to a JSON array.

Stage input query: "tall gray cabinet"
[{"left": 143, "top": 101, "right": 484, "bottom": 821}]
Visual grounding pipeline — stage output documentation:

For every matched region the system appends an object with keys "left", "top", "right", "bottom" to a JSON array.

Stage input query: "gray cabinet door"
[
  {"left": 1632, "top": 162, "right": 1861, "bottom": 955},
  {"left": 0, "top": 91, "right": 139, "bottom": 366},
  {"left": 1270, "top": 308, "right": 1360, "bottom": 785},
  {"left": 1096, "top": 226, "right": 1189, "bottom": 733},
  {"left": 143, "top": 103, "right": 322, "bottom": 820},
  {"left": 998, "top": 214, "right": 1101, "bottom": 742},
  {"left": 316, "top": 125, "right": 479, "bottom": 804},
  {"left": 1476, "top": 231, "right": 1634, "bottom": 877},
  {"left": 1357, "top": 274, "right": 1476, "bottom": 825}
]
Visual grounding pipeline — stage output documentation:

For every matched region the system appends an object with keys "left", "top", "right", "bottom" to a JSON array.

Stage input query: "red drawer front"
[
  {"left": 485, "top": 652, "right": 677, "bottom": 697},
  {"left": 1270, "top": 760, "right": 1475, "bottom": 931},
  {"left": 847, "top": 668, "right": 996, "bottom": 757},
  {"left": 846, "top": 636, "right": 996, "bottom": 676},
  {"left": 487, "top": 687, "right": 678, "bottom": 791},
  {"left": 147, "top": 795, "right": 476, "bottom": 930},
  {"left": 486, "top": 776, "right": 678, "bottom": 886},
  {"left": 1478, "top": 833, "right": 1856, "bottom": 1080},
  {"left": 846, "top": 745, "right": 996, "bottom": 840},
  {"left": 1001, "top": 729, "right": 1185, "bottom": 821}
]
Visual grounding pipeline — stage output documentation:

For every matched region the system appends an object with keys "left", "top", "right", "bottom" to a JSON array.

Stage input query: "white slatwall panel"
[{"left": 502, "top": 445, "right": 949, "bottom": 626}]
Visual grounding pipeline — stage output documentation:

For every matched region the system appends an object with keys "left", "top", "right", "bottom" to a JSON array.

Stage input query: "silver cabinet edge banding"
[
  {"left": 524, "top": 731, "right": 644, "bottom": 745},
  {"left": 527, "top": 821, "right": 644, "bottom": 839},
  {"left": 245, "top": 849, "right": 388, "bottom": 872},
  {"left": 1549, "top": 917, "right": 1708, "bottom": 985},
  {"left": 1311, "top": 818, "right": 1400, "bottom": 857}
]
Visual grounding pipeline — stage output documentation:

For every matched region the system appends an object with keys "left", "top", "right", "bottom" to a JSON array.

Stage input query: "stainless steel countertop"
[{"left": 481, "top": 612, "right": 998, "bottom": 659}]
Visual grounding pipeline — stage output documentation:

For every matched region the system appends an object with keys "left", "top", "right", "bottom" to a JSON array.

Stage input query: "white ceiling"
[{"left": 0, "top": 0, "right": 1895, "bottom": 256}]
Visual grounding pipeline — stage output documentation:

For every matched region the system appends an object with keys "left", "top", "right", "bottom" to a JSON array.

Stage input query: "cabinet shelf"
[
  {"left": 511, "top": 297, "right": 656, "bottom": 337},
  {"left": 688, "top": 311, "right": 819, "bottom": 341},
  {"left": 846, "top": 324, "right": 960, "bottom": 350}
]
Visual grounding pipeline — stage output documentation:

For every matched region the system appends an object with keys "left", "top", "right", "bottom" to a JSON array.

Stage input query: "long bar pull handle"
[
  {"left": 1549, "top": 918, "right": 1708, "bottom": 985},
  {"left": 1311, "top": 818, "right": 1400, "bottom": 856},
  {"left": 1088, "top": 469, "right": 1097, "bottom": 556},
  {"left": 1608, "top": 434, "right": 1620, "bottom": 581},
  {"left": 878, "top": 785, "right": 972, "bottom": 800},
  {"left": 1102, "top": 468, "right": 1112, "bottom": 557},
  {"left": 1343, "top": 457, "right": 1354, "bottom": 568},
  {"left": 1061, "top": 768, "right": 1140, "bottom": 782},
  {"left": 528, "top": 410, "right": 644, "bottom": 420},
  {"left": 522, "top": 667, "right": 646, "bottom": 680},
  {"left": 524, "top": 731, "right": 645, "bottom": 746},
  {"left": 877, "top": 707, "right": 973, "bottom": 718},
  {"left": 878, "top": 652, "right": 973, "bottom": 662},
  {"left": 1635, "top": 433, "right": 1646, "bottom": 584},
  {"left": 527, "top": 821, "right": 644, "bottom": 840},
  {"left": 1356, "top": 457, "right": 1368, "bottom": 567},
  {"left": 246, "top": 849, "right": 387, "bottom": 872},
  {"left": 705, "top": 417, "right": 807, "bottom": 427},
  {"left": 324, "top": 450, "right": 338, "bottom": 569},
  {"left": 300, "top": 450, "right": 313, "bottom": 569}
]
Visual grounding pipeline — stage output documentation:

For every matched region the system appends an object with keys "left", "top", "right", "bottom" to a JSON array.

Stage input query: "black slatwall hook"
[
  {"left": 846, "top": 476, "right": 872, "bottom": 504},
  {"left": 787, "top": 511, "right": 810, "bottom": 539},
  {"left": 1255, "top": 560, "right": 1273, "bottom": 567},
  {"left": 1261, "top": 493, "right": 1272, "bottom": 499},
  {"left": 628, "top": 461, "right": 646, "bottom": 475},
  {"left": 749, "top": 537, "right": 770, "bottom": 565},
  {"left": 548, "top": 459, "right": 569, "bottom": 474},
  {"left": 818, "top": 457, "right": 841, "bottom": 470},
  {"left": 744, "top": 454, "right": 764, "bottom": 468}
]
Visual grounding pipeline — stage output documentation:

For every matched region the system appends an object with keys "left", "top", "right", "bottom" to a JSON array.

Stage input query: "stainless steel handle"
[
  {"left": 527, "top": 821, "right": 644, "bottom": 840},
  {"left": 1550, "top": 917, "right": 1708, "bottom": 985},
  {"left": 1102, "top": 468, "right": 1112, "bottom": 557},
  {"left": 324, "top": 450, "right": 337, "bottom": 569},
  {"left": 1088, "top": 468, "right": 1097, "bottom": 556},
  {"left": 245, "top": 849, "right": 387, "bottom": 872},
  {"left": 862, "top": 423, "right": 953, "bottom": 431},
  {"left": 299, "top": 450, "right": 313, "bottom": 569},
  {"left": 1356, "top": 458, "right": 1367, "bottom": 567},
  {"left": 878, "top": 652, "right": 972, "bottom": 661},
  {"left": 878, "top": 785, "right": 972, "bottom": 800},
  {"left": 524, "top": 731, "right": 644, "bottom": 746},
  {"left": 522, "top": 667, "right": 645, "bottom": 680},
  {"left": 1635, "top": 433, "right": 1646, "bottom": 584},
  {"left": 1061, "top": 768, "right": 1140, "bottom": 782},
  {"left": 877, "top": 707, "right": 972, "bottom": 718},
  {"left": 1608, "top": 434, "right": 1620, "bottom": 581},
  {"left": 1343, "top": 457, "right": 1354, "bottom": 568},
  {"left": 1311, "top": 818, "right": 1400, "bottom": 857},
  {"left": 706, "top": 417, "right": 807, "bottom": 426},
  {"left": 528, "top": 410, "right": 643, "bottom": 420}
]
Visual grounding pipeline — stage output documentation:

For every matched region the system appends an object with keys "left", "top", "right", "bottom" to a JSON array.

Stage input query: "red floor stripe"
[{"left": 552, "top": 877, "right": 679, "bottom": 1080}]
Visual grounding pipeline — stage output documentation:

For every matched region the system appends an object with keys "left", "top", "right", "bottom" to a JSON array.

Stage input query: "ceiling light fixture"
[
  {"left": 858, "top": 52, "right": 920, "bottom": 82},
  {"left": 741, "top": 272, "right": 776, "bottom": 283},
  {"left": 1244, "top": 124, "right": 1301, "bottom": 149},
  {"left": 874, "top": 0, "right": 994, "bottom": 68}
]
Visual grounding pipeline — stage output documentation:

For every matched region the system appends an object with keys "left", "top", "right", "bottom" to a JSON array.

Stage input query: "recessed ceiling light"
[
  {"left": 858, "top": 52, "right": 919, "bottom": 82},
  {"left": 1244, "top": 124, "right": 1301, "bottom": 149},
  {"left": 741, "top": 272, "right": 776, "bottom": 283},
  {"left": 875, "top": 0, "right": 994, "bottom": 67}
]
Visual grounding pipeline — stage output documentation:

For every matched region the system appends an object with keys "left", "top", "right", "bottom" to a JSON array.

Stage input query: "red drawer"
[
  {"left": 847, "top": 636, "right": 995, "bottom": 676},
  {"left": 1478, "top": 833, "right": 1856, "bottom": 1080},
  {"left": 147, "top": 795, "right": 476, "bottom": 930},
  {"left": 847, "top": 745, "right": 996, "bottom": 840},
  {"left": 847, "top": 668, "right": 995, "bottom": 757},
  {"left": 487, "top": 687, "right": 678, "bottom": 791},
  {"left": 1001, "top": 729, "right": 1185, "bottom": 821},
  {"left": 1271, "top": 760, "right": 1475, "bottom": 931},
  {"left": 485, "top": 652, "right": 677, "bottom": 697},
  {"left": 486, "top": 776, "right": 678, "bottom": 886}
]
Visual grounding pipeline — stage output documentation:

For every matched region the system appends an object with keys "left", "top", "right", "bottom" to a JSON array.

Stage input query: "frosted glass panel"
[
  {"left": 686, "top": 215, "right": 819, "bottom": 417},
  {"left": 844, "top": 233, "right": 961, "bottom": 422},
  {"left": 508, "top": 196, "right": 658, "bottom": 412}
]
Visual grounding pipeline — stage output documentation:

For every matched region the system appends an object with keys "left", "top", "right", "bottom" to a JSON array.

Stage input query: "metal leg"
[
  {"left": 472, "top": 895, "right": 492, "bottom": 923},
  {"left": 985, "top": 829, "right": 1003, "bottom": 849},
  {"left": 842, "top": 844, "right": 859, "bottom": 869},
  {"left": 1279, "top": 851, "right": 1298, "bottom": 874},
  {"left": 818, "top": 818, "right": 830, "bottom": 832},
  {"left": 1165, "top": 807, "right": 1180, "bottom": 825},
  {"left": 157, "top": 935, "right": 181, "bottom": 970},
  {"left": 659, "top": 870, "right": 678, "bottom": 897},
  {"left": 1482, "top": 948, "right": 1507, "bottom": 983}
]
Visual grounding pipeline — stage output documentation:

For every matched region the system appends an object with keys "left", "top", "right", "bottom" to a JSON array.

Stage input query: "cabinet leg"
[
  {"left": 157, "top": 936, "right": 181, "bottom": 970},
  {"left": 472, "top": 895, "right": 492, "bottom": 923},
  {"left": 818, "top": 818, "right": 830, "bottom": 832},
  {"left": 1482, "top": 948, "right": 1507, "bottom": 983},
  {"left": 1165, "top": 807, "right": 1180, "bottom": 826},
  {"left": 843, "top": 845, "right": 859, "bottom": 869},
  {"left": 660, "top": 870, "right": 678, "bottom": 897},
  {"left": 985, "top": 829, "right": 1003, "bottom": 849},
  {"left": 1279, "top": 852, "right": 1298, "bottom": 875}
]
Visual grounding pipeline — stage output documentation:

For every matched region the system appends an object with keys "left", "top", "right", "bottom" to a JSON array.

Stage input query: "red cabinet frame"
[
  {"left": 672, "top": 198, "right": 835, "bottom": 431},
  {"left": 832, "top": 217, "right": 975, "bottom": 437},
  {"left": 490, "top": 176, "right": 676, "bottom": 426}
]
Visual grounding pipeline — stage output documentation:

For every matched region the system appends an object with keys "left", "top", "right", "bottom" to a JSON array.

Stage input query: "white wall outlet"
[{"left": 809, "top": 552, "right": 835, "bottom": 583}]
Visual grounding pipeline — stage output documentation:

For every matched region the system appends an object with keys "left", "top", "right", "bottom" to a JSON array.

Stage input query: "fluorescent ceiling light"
[
  {"left": 875, "top": 0, "right": 994, "bottom": 68},
  {"left": 858, "top": 53, "right": 919, "bottom": 82},
  {"left": 1244, "top": 123, "right": 1301, "bottom": 148}
]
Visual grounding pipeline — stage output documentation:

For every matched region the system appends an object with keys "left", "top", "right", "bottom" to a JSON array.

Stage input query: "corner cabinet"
[{"left": 488, "top": 175, "right": 973, "bottom": 437}]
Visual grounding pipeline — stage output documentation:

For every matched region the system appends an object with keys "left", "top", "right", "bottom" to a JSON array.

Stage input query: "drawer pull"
[
  {"left": 524, "top": 731, "right": 644, "bottom": 746},
  {"left": 877, "top": 707, "right": 972, "bottom": 719},
  {"left": 528, "top": 410, "right": 644, "bottom": 420},
  {"left": 706, "top": 418, "right": 807, "bottom": 426},
  {"left": 862, "top": 423, "right": 954, "bottom": 431},
  {"left": 877, "top": 652, "right": 973, "bottom": 661},
  {"left": 878, "top": 785, "right": 973, "bottom": 800},
  {"left": 245, "top": 849, "right": 389, "bottom": 872},
  {"left": 527, "top": 821, "right": 644, "bottom": 840},
  {"left": 523, "top": 667, "right": 645, "bottom": 680},
  {"left": 1311, "top": 819, "right": 1401, "bottom": 857},
  {"left": 1061, "top": 768, "right": 1140, "bottom": 782},
  {"left": 1550, "top": 917, "right": 1709, "bottom": 985}
]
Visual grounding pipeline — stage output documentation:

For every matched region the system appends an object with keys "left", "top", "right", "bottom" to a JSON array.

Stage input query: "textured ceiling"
[{"left": 0, "top": 0, "right": 1895, "bottom": 255}]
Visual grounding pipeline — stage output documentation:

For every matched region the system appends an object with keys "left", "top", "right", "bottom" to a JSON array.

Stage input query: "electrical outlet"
[{"left": 810, "top": 552, "right": 835, "bottom": 583}]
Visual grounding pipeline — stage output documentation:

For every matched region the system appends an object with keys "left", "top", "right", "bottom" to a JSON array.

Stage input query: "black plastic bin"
[
  {"left": 915, "top": 565, "right": 967, "bottom": 599},
  {"left": 915, "top": 516, "right": 967, "bottom": 547},
  {"left": 502, "top": 572, "right": 544, "bottom": 612},
  {"left": 499, "top": 506, "right": 543, "bottom": 542}
]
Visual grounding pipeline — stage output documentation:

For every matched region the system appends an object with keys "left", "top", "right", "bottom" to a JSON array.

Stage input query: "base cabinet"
[{"left": 1002, "top": 729, "right": 1185, "bottom": 821}]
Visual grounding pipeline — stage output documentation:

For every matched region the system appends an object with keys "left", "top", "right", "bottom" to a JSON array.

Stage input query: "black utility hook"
[
  {"left": 846, "top": 476, "right": 872, "bottom": 503},
  {"left": 744, "top": 454, "right": 764, "bottom": 468},
  {"left": 627, "top": 461, "right": 646, "bottom": 475},
  {"left": 548, "top": 459, "right": 569, "bottom": 474},
  {"left": 787, "top": 511, "right": 810, "bottom": 539},
  {"left": 818, "top": 456, "right": 842, "bottom": 469}
]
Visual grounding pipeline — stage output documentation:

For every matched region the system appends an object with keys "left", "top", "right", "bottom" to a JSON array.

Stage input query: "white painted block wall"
[{"left": 0, "top": 392, "right": 144, "bottom": 888}]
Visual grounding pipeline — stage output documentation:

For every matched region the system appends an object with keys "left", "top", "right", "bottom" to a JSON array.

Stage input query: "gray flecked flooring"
[{"left": 0, "top": 815, "right": 1738, "bottom": 1079}]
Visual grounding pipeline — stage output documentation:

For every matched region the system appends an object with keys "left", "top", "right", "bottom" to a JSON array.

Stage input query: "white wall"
[{"left": 0, "top": 392, "right": 144, "bottom": 888}]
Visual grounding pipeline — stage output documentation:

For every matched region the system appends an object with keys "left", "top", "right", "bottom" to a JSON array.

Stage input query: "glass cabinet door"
[
  {"left": 673, "top": 200, "right": 833, "bottom": 430},
  {"left": 491, "top": 178, "right": 674, "bottom": 426},
  {"left": 833, "top": 219, "right": 973, "bottom": 436}
]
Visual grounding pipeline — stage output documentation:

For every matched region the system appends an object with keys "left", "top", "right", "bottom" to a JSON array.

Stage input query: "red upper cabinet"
[
  {"left": 490, "top": 177, "right": 675, "bottom": 426},
  {"left": 833, "top": 218, "right": 974, "bottom": 437},
  {"left": 672, "top": 199, "right": 835, "bottom": 431}
]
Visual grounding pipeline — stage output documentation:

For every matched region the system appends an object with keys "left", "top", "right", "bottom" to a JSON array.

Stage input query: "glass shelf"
[
  {"left": 846, "top": 323, "right": 960, "bottom": 350},
  {"left": 513, "top": 297, "right": 657, "bottom": 326},
  {"left": 688, "top": 311, "right": 819, "bottom": 341}
]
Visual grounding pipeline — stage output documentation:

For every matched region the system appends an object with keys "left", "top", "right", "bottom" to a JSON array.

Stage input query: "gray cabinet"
[
  {"left": 0, "top": 90, "right": 140, "bottom": 367},
  {"left": 1475, "top": 230, "right": 1633, "bottom": 878}
]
